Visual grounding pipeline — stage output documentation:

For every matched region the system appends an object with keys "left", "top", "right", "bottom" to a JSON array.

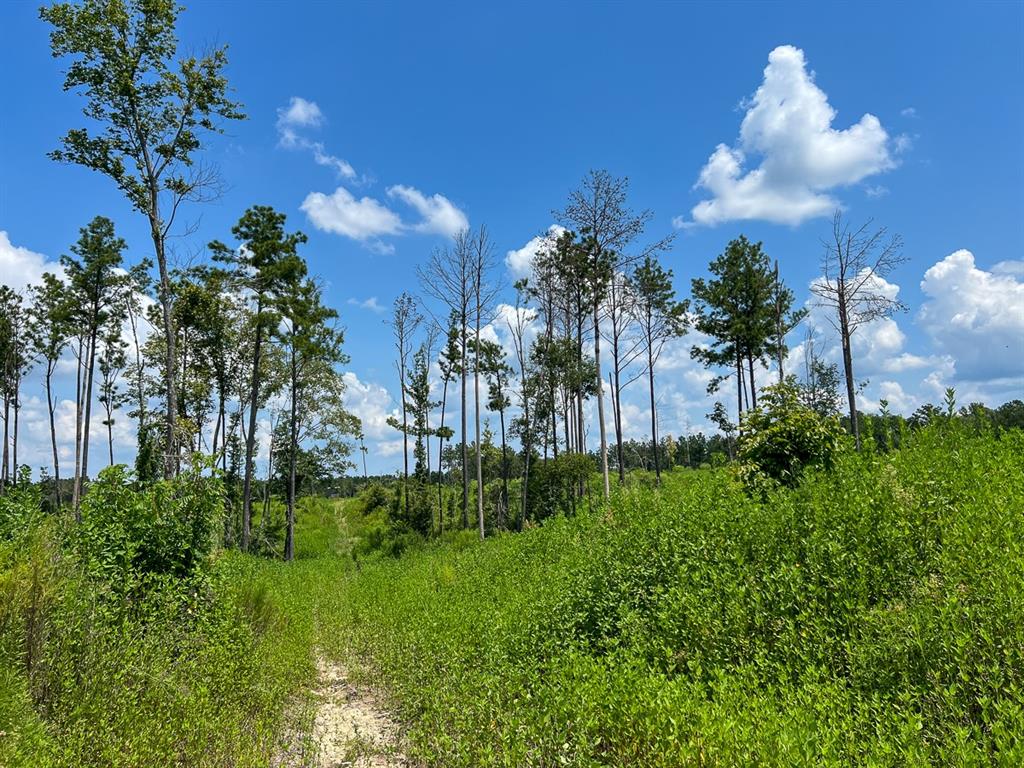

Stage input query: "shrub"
[
  {"left": 738, "top": 381, "right": 844, "bottom": 489},
  {"left": 76, "top": 463, "right": 222, "bottom": 595}
]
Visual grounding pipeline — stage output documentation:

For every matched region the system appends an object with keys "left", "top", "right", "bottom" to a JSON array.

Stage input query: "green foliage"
[
  {"left": 737, "top": 382, "right": 845, "bottom": 490},
  {"left": 76, "top": 463, "right": 221, "bottom": 593},
  {"left": 325, "top": 425, "right": 1024, "bottom": 765}
]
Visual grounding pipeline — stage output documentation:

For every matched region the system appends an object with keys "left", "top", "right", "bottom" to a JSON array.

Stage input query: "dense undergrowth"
[
  {"left": 328, "top": 425, "right": 1024, "bottom": 766},
  {"left": 2, "top": 423, "right": 1022, "bottom": 766},
  {"left": 0, "top": 472, "right": 346, "bottom": 767}
]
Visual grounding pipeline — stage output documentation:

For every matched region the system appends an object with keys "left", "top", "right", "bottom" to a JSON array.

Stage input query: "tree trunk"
[
  {"left": 475, "top": 309, "right": 484, "bottom": 539},
  {"left": 593, "top": 300, "right": 610, "bottom": 498},
  {"left": 460, "top": 318, "right": 469, "bottom": 529},
  {"left": 747, "top": 354, "right": 758, "bottom": 410},
  {"left": 241, "top": 298, "right": 264, "bottom": 552},
  {"left": 648, "top": 339, "right": 661, "bottom": 484},
  {"left": 1, "top": 393, "right": 8, "bottom": 493},
  {"left": 151, "top": 225, "right": 179, "bottom": 481},
  {"left": 46, "top": 365, "right": 61, "bottom": 508},
  {"left": 838, "top": 292, "right": 861, "bottom": 450},
  {"left": 285, "top": 343, "right": 298, "bottom": 562},
  {"left": 12, "top": 370, "right": 20, "bottom": 484},
  {"left": 612, "top": 341, "right": 625, "bottom": 485},
  {"left": 400, "top": 358, "right": 409, "bottom": 523},
  {"left": 78, "top": 327, "right": 98, "bottom": 512},
  {"left": 71, "top": 337, "right": 84, "bottom": 515},
  {"left": 498, "top": 404, "right": 509, "bottom": 531},
  {"left": 736, "top": 347, "right": 744, "bottom": 437},
  {"left": 436, "top": 375, "right": 449, "bottom": 535},
  {"left": 106, "top": 409, "right": 114, "bottom": 467}
]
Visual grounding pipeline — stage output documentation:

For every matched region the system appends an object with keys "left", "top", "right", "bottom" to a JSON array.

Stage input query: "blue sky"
[{"left": 2, "top": 0, "right": 1022, "bottom": 474}]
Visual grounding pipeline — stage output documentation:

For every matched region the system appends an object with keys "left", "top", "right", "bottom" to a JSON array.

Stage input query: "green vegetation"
[
  {"left": 2, "top": 420, "right": 1023, "bottom": 766},
  {"left": 329, "top": 424, "right": 1024, "bottom": 765}
]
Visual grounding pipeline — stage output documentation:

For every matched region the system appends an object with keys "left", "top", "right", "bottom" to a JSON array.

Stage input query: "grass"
[{"left": 1, "top": 423, "right": 1022, "bottom": 766}]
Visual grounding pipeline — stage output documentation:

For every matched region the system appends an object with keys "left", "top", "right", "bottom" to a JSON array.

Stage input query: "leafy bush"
[
  {"left": 738, "top": 382, "right": 844, "bottom": 489},
  {"left": 76, "top": 464, "right": 221, "bottom": 595}
]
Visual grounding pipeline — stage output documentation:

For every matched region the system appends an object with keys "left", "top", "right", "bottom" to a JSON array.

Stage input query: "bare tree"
[
  {"left": 603, "top": 271, "right": 645, "bottom": 484},
  {"left": 467, "top": 226, "right": 500, "bottom": 539},
  {"left": 557, "top": 170, "right": 672, "bottom": 498},
  {"left": 387, "top": 292, "right": 422, "bottom": 522},
  {"left": 812, "top": 212, "right": 906, "bottom": 450},
  {"left": 417, "top": 237, "right": 472, "bottom": 528}
]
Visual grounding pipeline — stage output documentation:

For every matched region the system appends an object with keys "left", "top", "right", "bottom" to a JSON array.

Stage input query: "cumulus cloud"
[
  {"left": 302, "top": 184, "right": 468, "bottom": 252},
  {"left": 681, "top": 45, "right": 895, "bottom": 227},
  {"left": 276, "top": 96, "right": 357, "bottom": 180},
  {"left": 0, "top": 231, "right": 62, "bottom": 290},
  {"left": 505, "top": 225, "right": 566, "bottom": 279},
  {"left": 300, "top": 186, "right": 403, "bottom": 242},
  {"left": 918, "top": 250, "right": 1024, "bottom": 381},
  {"left": 347, "top": 296, "right": 386, "bottom": 313},
  {"left": 341, "top": 371, "right": 399, "bottom": 440},
  {"left": 386, "top": 185, "right": 468, "bottom": 238}
]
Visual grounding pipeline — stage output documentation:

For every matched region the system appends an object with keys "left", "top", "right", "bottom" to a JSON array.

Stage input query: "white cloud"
[
  {"left": 276, "top": 96, "right": 357, "bottom": 180},
  {"left": 900, "top": 107, "right": 918, "bottom": 118},
  {"left": 300, "top": 186, "right": 403, "bottom": 241},
  {"left": 347, "top": 296, "right": 386, "bottom": 313},
  {"left": 277, "top": 96, "right": 324, "bottom": 131},
  {"left": 0, "top": 231, "right": 62, "bottom": 290},
  {"left": 341, "top": 371, "right": 399, "bottom": 440},
  {"left": 864, "top": 184, "right": 889, "bottom": 198},
  {"left": 386, "top": 185, "right": 468, "bottom": 238},
  {"left": 505, "top": 225, "right": 565, "bottom": 279},
  {"left": 683, "top": 45, "right": 895, "bottom": 227},
  {"left": 918, "top": 249, "right": 1024, "bottom": 381},
  {"left": 992, "top": 260, "right": 1024, "bottom": 277}
]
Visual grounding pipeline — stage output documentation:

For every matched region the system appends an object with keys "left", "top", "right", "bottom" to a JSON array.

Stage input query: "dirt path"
[
  {"left": 310, "top": 657, "right": 408, "bottom": 767},
  {"left": 279, "top": 656, "right": 408, "bottom": 767}
]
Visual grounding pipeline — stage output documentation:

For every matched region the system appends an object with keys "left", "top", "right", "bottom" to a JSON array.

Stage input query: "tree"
[
  {"left": 798, "top": 330, "right": 842, "bottom": 418},
  {"left": 708, "top": 401, "right": 736, "bottom": 460},
  {"left": 603, "top": 270, "right": 645, "bottom": 484},
  {"left": 811, "top": 212, "right": 906, "bottom": 450},
  {"left": 691, "top": 236, "right": 776, "bottom": 429},
  {"left": 467, "top": 226, "right": 499, "bottom": 539},
  {"left": 277, "top": 277, "right": 348, "bottom": 560},
  {"left": 387, "top": 292, "right": 422, "bottom": 523},
  {"left": 480, "top": 339, "right": 512, "bottom": 528},
  {"left": 43, "top": 0, "right": 245, "bottom": 478},
  {"left": 506, "top": 282, "right": 537, "bottom": 528},
  {"left": 770, "top": 261, "right": 806, "bottom": 384},
  {"left": 0, "top": 288, "right": 31, "bottom": 492},
  {"left": 631, "top": 256, "right": 688, "bottom": 484},
  {"left": 210, "top": 206, "right": 306, "bottom": 551},
  {"left": 434, "top": 312, "right": 461, "bottom": 531},
  {"left": 557, "top": 170, "right": 672, "bottom": 498},
  {"left": 61, "top": 216, "right": 127, "bottom": 513},
  {"left": 417, "top": 237, "right": 473, "bottom": 528},
  {"left": 97, "top": 321, "right": 129, "bottom": 466},
  {"left": 28, "top": 273, "right": 72, "bottom": 505}
]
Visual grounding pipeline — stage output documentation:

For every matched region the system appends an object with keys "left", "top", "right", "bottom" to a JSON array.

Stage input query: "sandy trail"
[
  {"left": 279, "top": 656, "right": 408, "bottom": 768},
  {"left": 311, "top": 657, "right": 408, "bottom": 767}
]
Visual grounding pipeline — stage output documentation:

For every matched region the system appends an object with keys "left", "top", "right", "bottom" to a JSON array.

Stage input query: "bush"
[
  {"left": 738, "top": 382, "right": 844, "bottom": 490},
  {"left": 76, "top": 463, "right": 222, "bottom": 595}
]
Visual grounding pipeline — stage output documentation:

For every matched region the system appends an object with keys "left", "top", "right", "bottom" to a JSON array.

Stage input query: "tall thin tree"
[
  {"left": 811, "top": 212, "right": 906, "bottom": 450},
  {"left": 43, "top": 0, "right": 244, "bottom": 477}
]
